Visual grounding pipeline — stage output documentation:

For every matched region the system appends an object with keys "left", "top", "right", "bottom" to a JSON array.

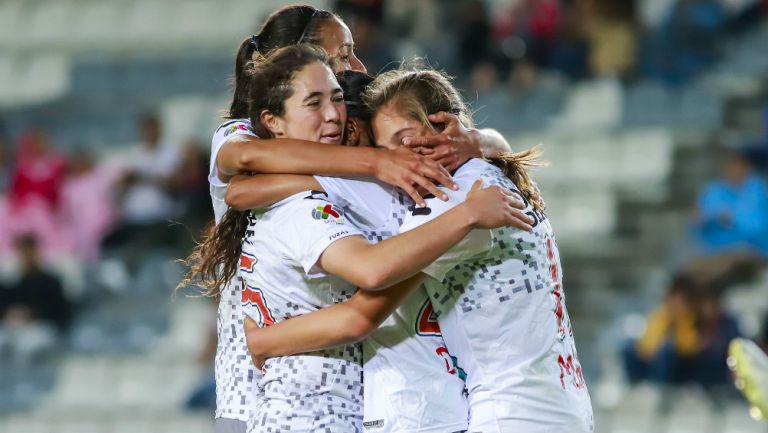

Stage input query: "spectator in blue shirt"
[{"left": 694, "top": 151, "right": 768, "bottom": 258}]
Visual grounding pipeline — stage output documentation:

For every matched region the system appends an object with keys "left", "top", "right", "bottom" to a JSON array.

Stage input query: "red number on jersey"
[
  {"left": 241, "top": 282, "right": 275, "bottom": 327},
  {"left": 557, "top": 349, "right": 586, "bottom": 390},
  {"left": 546, "top": 237, "right": 567, "bottom": 340},
  {"left": 415, "top": 299, "right": 441, "bottom": 337}
]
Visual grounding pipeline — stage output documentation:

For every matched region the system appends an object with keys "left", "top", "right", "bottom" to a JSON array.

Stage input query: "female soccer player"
[
  {"left": 205, "top": 7, "right": 453, "bottom": 432},
  {"left": 242, "top": 68, "right": 595, "bottom": 433},
  {"left": 206, "top": 5, "right": 523, "bottom": 432},
  {"left": 191, "top": 44, "right": 525, "bottom": 432}
]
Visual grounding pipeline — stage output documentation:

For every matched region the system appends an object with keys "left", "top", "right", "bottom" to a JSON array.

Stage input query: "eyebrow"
[{"left": 302, "top": 88, "right": 343, "bottom": 103}]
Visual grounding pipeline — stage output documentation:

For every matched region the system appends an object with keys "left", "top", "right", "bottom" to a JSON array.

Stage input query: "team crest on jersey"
[
  {"left": 223, "top": 123, "right": 250, "bottom": 137},
  {"left": 415, "top": 299, "right": 441, "bottom": 337},
  {"left": 240, "top": 252, "right": 258, "bottom": 274},
  {"left": 311, "top": 203, "right": 345, "bottom": 224}
]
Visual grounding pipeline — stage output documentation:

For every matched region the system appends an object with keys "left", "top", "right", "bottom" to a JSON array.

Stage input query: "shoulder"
[{"left": 213, "top": 118, "right": 256, "bottom": 137}]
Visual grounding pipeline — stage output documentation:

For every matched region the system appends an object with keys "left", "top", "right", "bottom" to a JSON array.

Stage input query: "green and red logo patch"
[{"left": 312, "top": 203, "right": 343, "bottom": 222}]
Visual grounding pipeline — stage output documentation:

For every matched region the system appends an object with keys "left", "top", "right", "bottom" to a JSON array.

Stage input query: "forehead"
[
  {"left": 289, "top": 61, "right": 339, "bottom": 93},
  {"left": 318, "top": 18, "right": 353, "bottom": 48},
  {"left": 373, "top": 101, "right": 423, "bottom": 135}
]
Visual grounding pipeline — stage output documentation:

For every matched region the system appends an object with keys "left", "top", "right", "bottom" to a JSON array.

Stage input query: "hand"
[
  {"left": 244, "top": 316, "right": 266, "bottom": 369},
  {"left": 464, "top": 179, "right": 534, "bottom": 230},
  {"left": 373, "top": 146, "right": 458, "bottom": 207},
  {"left": 402, "top": 112, "right": 482, "bottom": 172}
]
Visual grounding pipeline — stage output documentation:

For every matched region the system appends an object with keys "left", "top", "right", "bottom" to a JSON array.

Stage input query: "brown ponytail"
[{"left": 486, "top": 145, "right": 547, "bottom": 213}]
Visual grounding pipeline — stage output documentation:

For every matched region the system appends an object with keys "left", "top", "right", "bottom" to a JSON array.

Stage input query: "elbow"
[
  {"left": 343, "top": 315, "right": 377, "bottom": 342},
  {"left": 224, "top": 185, "right": 250, "bottom": 211},
  {"left": 354, "top": 268, "right": 391, "bottom": 291},
  {"left": 235, "top": 149, "right": 257, "bottom": 172}
]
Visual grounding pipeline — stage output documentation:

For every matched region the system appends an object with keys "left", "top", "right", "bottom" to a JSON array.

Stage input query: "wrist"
[
  {"left": 468, "top": 129, "right": 485, "bottom": 158},
  {"left": 455, "top": 201, "right": 479, "bottom": 229},
  {"left": 363, "top": 147, "right": 381, "bottom": 176}
]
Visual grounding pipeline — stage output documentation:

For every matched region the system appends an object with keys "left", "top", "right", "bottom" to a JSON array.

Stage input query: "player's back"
[{"left": 404, "top": 159, "right": 594, "bottom": 433}]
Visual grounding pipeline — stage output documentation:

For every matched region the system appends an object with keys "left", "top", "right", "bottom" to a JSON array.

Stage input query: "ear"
[
  {"left": 344, "top": 119, "right": 360, "bottom": 147},
  {"left": 261, "top": 110, "right": 284, "bottom": 137}
]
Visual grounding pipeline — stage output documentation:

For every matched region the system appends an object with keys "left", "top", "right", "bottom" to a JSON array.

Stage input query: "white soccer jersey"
[
  {"left": 400, "top": 159, "right": 595, "bottom": 433},
  {"left": 317, "top": 176, "right": 469, "bottom": 433},
  {"left": 210, "top": 118, "right": 257, "bottom": 224},
  {"left": 209, "top": 119, "right": 258, "bottom": 422},
  {"left": 240, "top": 191, "right": 365, "bottom": 433}
]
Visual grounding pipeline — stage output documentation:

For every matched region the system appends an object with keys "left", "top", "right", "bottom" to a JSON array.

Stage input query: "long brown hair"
[
  {"left": 181, "top": 45, "right": 332, "bottom": 296},
  {"left": 364, "top": 68, "right": 546, "bottom": 212},
  {"left": 228, "top": 5, "right": 338, "bottom": 119}
]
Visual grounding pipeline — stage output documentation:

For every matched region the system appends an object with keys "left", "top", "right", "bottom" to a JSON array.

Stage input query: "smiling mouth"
[{"left": 320, "top": 133, "right": 342, "bottom": 143}]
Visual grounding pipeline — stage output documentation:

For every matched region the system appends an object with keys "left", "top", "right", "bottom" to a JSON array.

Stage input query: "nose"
[
  {"left": 350, "top": 54, "right": 366, "bottom": 73},
  {"left": 324, "top": 100, "right": 345, "bottom": 124}
]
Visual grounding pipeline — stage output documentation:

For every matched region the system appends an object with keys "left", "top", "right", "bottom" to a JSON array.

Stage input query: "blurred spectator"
[
  {"left": 469, "top": 61, "right": 502, "bottom": 95},
  {"left": 8, "top": 129, "right": 67, "bottom": 211},
  {"left": 347, "top": 13, "right": 397, "bottom": 74},
  {"left": 622, "top": 274, "right": 700, "bottom": 387},
  {"left": 647, "top": 0, "right": 726, "bottom": 85},
  {"left": 334, "top": 0, "right": 384, "bottom": 24},
  {"left": 693, "top": 150, "right": 768, "bottom": 258},
  {"left": 0, "top": 235, "right": 71, "bottom": 333},
  {"left": 0, "top": 235, "right": 70, "bottom": 372},
  {"left": 583, "top": 0, "right": 637, "bottom": 77},
  {"left": 168, "top": 139, "right": 212, "bottom": 236},
  {"left": 692, "top": 289, "right": 741, "bottom": 392},
  {"left": 59, "top": 149, "right": 119, "bottom": 264},
  {"left": 1, "top": 129, "right": 71, "bottom": 261},
  {"left": 457, "top": 0, "right": 494, "bottom": 73},
  {"left": 103, "top": 114, "right": 181, "bottom": 251},
  {"left": 0, "top": 133, "right": 10, "bottom": 194}
]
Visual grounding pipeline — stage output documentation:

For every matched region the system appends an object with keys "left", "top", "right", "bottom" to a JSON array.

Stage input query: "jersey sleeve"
[
  {"left": 280, "top": 196, "right": 365, "bottom": 276},
  {"left": 209, "top": 119, "right": 258, "bottom": 187},
  {"left": 313, "top": 176, "right": 352, "bottom": 209},
  {"left": 399, "top": 177, "right": 493, "bottom": 282}
]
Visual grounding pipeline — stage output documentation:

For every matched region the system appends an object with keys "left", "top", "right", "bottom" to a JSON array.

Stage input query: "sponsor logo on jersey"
[
  {"left": 223, "top": 122, "right": 250, "bottom": 137},
  {"left": 240, "top": 252, "right": 258, "bottom": 274},
  {"left": 312, "top": 203, "right": 345, "bottom": 224},
  {"left": 363, "top": 419, "right": 385, "bottom": 430}
]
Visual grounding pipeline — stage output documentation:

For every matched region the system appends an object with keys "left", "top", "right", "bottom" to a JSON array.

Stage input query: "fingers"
[
  {"left": 420, "top": 158, "right": 457, "bottom": 191},
  {"left": 427, "top": 111, "right": 460, "bottom": 126},
  {"left": 507, "top": 208, "right": 535, "bottom": 232},
  {"left": 403, "top": 134, "right": 452, "bottom": 148},
  {"left": 470, "top": 179, "right": 483, "bottom": 193},
  {"left": 413, "top": 146, "right": 435, "bottom": 155},
  {"left": 400, "top": 181, "right": 426, "bottom": 208},
  {"left": 412, "top": 175, "right": 449, "bottom": 201}
]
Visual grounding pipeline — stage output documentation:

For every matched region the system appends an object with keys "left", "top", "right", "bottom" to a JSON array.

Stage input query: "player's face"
[
  {"left": 371, "top": 101, "right": 430, "bottom": 150},
  {"left": 317, "top": 18, "right": 366, "bottom": 74},
  {"left": 265, "top": 62, "right": 347, "bottom": 145}
]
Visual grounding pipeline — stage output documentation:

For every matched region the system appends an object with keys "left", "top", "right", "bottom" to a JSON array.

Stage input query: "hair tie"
[{"left": 250, "top": 34, "right": 259, "bottom": 49}]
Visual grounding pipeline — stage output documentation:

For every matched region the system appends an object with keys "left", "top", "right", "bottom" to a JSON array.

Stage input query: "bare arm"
[
  {"left": 319, "top": 180, "right": 528, "bottom": 290},
  {"left": 216, "top": 136, "right": 456, "bottom": 206},
  {"left": 225, "top": 174, "right": 321, "bottom": 211},
  {"left": 245, "top": 273, "right": 426, "bottom": 362}
]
